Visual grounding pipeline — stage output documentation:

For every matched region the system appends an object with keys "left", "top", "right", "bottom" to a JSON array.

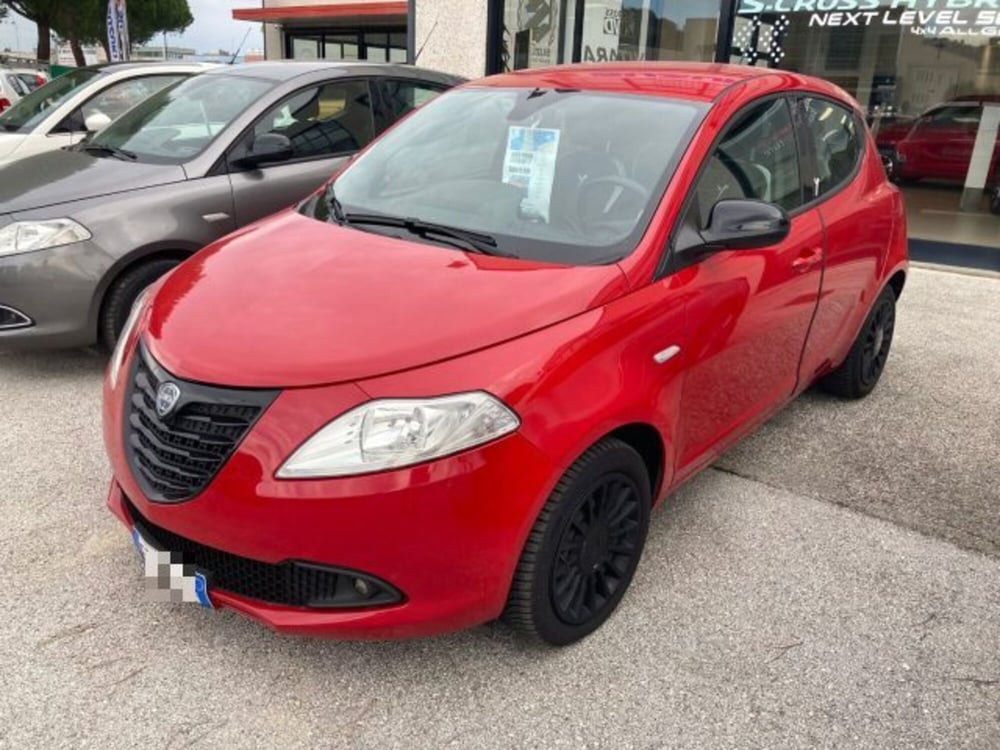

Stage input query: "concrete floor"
[{"left": 0, "top": 267, "right": 997, "bottom": 749}]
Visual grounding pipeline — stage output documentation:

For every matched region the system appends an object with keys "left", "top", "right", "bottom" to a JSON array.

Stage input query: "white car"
[
  {"left": 0, "top": 68, "right": 30, "bottom": 114},
  {"left": 0, "top": 61, "right": 215, "bottom": 166}
]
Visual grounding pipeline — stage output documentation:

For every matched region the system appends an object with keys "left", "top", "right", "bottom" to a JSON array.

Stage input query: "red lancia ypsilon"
[{"left": 104, "top": 63, "right": 908, "bottom": 645}]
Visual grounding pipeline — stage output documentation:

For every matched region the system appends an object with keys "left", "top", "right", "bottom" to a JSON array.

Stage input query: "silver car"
[{"left": 0, "top": 62, "right": 461, "bottom": 348}]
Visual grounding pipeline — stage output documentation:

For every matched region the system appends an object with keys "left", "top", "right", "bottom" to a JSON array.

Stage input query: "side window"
[
  {"left": 691, "top": 98, "right": 802, "bottom": 229},
  {"left": 801, "top": 98, "right": 861, "bottom": 198},
  {"left": 251, "top": 79, "right": 374, "bottom": 161},
  {"left": 81, "top": 75, "right": 185, "bottom": 123},
  {"left": 381, "top": 80, "right": 446, "bottom": 120}
]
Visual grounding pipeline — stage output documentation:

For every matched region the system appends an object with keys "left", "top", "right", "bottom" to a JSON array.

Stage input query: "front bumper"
[
  {"left": 0, "top": 239, "right": 111, "bottom": 349},
  {"left": 103, "top": 348, "right": 556, "bottom": 640}
]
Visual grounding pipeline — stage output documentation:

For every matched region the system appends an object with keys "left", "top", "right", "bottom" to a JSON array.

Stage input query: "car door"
[
  {"left": 905, "top": 104, "right": 980, "bottom": 181},
  {"left": 226, "top": 78, "right": 377, "bottom": 227},
  {"left": 669, "top": 96, "right": 825, "bottom": 477},
  {"left": 796, "top": 96, "right": 896, "bottom": 385}
]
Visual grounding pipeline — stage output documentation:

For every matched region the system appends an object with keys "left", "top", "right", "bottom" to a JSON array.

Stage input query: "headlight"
[
  {"left": 0, "top": 219, "right": 91, "bottom": 257},
  {"left": 277, "top": 392, "right": 520, "bottom": 479},
  {"left": 108, "top": 288, "right": 151, "bottom": 389}
]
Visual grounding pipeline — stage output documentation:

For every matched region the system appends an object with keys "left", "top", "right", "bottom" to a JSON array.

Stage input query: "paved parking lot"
[{"left": 1, "top": 267, "right": 998, "bottom": 749}]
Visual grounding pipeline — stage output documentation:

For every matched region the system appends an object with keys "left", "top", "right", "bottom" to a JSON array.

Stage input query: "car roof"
[
  {"left": 85, "top": 61, "right": 218, "bottom": 74},
  {"left": 473, "top": 62, "right": 851, "bottom": 105},
  {"left": 199, "top": 61, "right": 464, "bottom": 85}
]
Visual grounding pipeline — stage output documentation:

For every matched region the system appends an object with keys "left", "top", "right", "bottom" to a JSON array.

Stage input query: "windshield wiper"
[
  {"left": 81, "top": 143, "right": 138, "bottom": 161},
  {"left": 340, "top": 212, "right": 514, "bottom": 258},
  {"left": 324, "top": 184, "right": 347, "bottom": 225}
]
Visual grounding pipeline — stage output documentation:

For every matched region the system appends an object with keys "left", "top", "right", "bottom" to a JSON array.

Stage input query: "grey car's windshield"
[
  {"left": 0, "top": 68, "right": 101, "bottom": 133},
  {"left": 91, "top": 74, "right": 273, "bottom": 164},
  {"left": 316, "top": 87, "right": 704, "bottom": 264}
]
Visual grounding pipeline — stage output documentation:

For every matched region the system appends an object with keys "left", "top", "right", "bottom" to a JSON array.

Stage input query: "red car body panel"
[
  {"left": 144, "top": 211, "right": 628, "bottom": 388},
  {"left": 103, "top": 63, "right": 909, "bottom": 639}
]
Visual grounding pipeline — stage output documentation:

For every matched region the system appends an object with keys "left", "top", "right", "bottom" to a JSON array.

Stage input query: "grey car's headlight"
[
  {"left": 108, "top": 288, "right": 151, "bottom": 389},
  {"left": 0, "top": 219, "right": 92, "bottom": 257},
  {"left": 277, "top": 392, "right": 520, "bottom": 479}
]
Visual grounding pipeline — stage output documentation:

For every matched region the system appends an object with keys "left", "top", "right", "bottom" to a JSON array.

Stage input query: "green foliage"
[{"left": 2, "top": 0, "right": 193, "bottom": 48}]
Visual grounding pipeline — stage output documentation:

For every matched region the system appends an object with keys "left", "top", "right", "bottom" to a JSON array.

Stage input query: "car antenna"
[{"left": 229, "top": 27, "right": 252, "bottom": 65}]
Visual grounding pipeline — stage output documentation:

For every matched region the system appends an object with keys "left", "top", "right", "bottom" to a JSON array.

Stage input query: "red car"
[
  {"left": 103, "top": 63, "right": 908, "bottom": 645},
  {"left": 879, "top": 96, "right": 1000, "bottom": 188}
]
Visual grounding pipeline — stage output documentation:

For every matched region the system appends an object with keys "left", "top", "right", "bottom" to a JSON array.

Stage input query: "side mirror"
[
  {"left": 232, "top": 133, "right": 294, "bottom": 169},
  {"left": 695, "top": 199, "right": 791, "bottom": 251},
  {"left": 85, "top": 112, "right": 113, "bottom": 133},
  {"left": 880, "top": 153, "right": 895, "bottom": 179}
]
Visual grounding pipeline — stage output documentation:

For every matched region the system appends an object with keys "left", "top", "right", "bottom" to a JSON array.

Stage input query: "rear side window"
[
  {"left": 251, "top": 79, "right": 375, "bottom": 160},
  {"left": 801, "top": 98, "right": 861, "bottom": 199},
  {"left": 691, "top": 97, "right": 803, "bottom": 229},
  {"left": 381, "top": 80, "right": 446, "bottom": 120}
]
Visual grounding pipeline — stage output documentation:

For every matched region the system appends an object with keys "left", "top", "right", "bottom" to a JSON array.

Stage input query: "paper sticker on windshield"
[{"left": 502, "top": 127, "right": 561, "bottom": 222}]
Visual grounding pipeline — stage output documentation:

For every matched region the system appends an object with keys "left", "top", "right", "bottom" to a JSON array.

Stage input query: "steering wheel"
[{"left": 576, "top": 175, "right": 652, "bottom": 237}]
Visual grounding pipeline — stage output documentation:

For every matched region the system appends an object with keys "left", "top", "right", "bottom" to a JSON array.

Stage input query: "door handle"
[{"left": 791, "top": 247, "right": 822, "bottom": 273}]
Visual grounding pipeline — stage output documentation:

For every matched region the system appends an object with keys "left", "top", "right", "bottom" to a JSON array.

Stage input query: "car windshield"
[
  {"left": 317, "top": 87, "right": 705, "bottom": 264},
  {"left": 0, "top": 68, "right": 101, "bottom": 133},
  {"left": 90, "top": 74, "right": 273, "bottom": 164}
]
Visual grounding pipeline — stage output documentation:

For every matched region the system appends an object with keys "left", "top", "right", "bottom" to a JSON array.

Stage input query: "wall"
[{"left": 415, "top": 0, "right": 488, "bottom": 79}]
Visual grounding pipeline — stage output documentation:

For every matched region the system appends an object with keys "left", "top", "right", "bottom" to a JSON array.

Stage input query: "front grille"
[
  {"left": 125, "top": 497, "right": 402, "bottom": 609},
  {"left": 124, "top": 344, "right": 278, "bottom": 502}
]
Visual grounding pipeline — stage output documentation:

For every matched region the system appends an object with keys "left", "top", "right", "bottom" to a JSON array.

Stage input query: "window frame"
[
  {"left": 225, "top": 77, "right": 378, "bottom": 172},
  {"left": 658, "top": 93, "right": 809, "bottom": 279},
  {"left": 792, "top": 94, "right": 866, "bottom": 210}
]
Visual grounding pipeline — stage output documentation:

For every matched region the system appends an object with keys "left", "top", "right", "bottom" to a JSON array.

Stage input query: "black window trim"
[
  {"left": 223, "top": 76, "right": 378, "bottom": 174},
  {"left": 657, "top": 92, "right": 805, "bottom": 279}
]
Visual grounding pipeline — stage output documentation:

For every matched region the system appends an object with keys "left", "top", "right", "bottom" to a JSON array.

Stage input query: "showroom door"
[
  {"left": 672, "top": 97, "right": 824, "bottom": 476},
  {"left": 226, "top": 79, "right": 377, "bottom": 227}
]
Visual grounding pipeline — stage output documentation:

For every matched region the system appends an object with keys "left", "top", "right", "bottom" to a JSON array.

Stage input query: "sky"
[{"left": 0, "top": 1, "right": 265, "bottom": 56}]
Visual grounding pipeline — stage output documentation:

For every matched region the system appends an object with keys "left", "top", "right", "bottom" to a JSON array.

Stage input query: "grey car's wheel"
[
  {"left": 503, "top": 437, "right": 650, "bottom": 646},
  {"left": 819, "top": 285, "right": 897, "bottom": 399},
  {"left": 99, "top": 259, "right": 179, "bottom": 350}
]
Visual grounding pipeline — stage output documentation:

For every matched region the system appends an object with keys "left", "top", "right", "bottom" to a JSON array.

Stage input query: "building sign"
[
  {"left": 581, "top": 0, "right": 644, "bottom": 62},
  {"left": 508, "top": 0, "right": 560, "bottom": 68},
  {"left": 737, "top": 0, "right": 1000, "bottom": 37}
]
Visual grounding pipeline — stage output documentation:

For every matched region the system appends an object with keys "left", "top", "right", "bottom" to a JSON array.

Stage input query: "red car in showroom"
[
  {"left": 103, "top": 63, "right": 908, "bottom": 645},
  {"left": 877, "top": 96, "right": 1000, "bottom": 193}
]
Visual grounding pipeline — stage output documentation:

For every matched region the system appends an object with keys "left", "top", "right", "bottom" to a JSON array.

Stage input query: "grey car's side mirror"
[
  {"left": 233, "top": 133, "right": 294, "bottom": 169},
  {"left": 679, "top": 199, "right": 791, "bottom": 255}
]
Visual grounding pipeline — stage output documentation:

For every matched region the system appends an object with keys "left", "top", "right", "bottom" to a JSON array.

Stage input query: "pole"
[{"left": 406, "top": 0, "right": 415, "bottom": 64}]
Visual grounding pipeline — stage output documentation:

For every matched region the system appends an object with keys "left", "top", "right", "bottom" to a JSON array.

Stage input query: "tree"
[
  {"left": 71, "top": 0, "right": 193, "bottom": 58},
  {"left": 1, "top": 0, "right": 193, "bottom": 66},
  {"left": 1, "top": 1, "right": 57, "bottom": 63}
]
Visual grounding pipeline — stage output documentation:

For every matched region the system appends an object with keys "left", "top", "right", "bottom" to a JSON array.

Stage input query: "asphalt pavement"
[{"left": 1, "top": 266, "right": 997, "bottom": 749}]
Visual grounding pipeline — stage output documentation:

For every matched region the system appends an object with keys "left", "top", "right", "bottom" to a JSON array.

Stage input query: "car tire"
[
  {"left": 818, "top": 285, "right": 897, "bottom": 399},
  {"left": 99, "top": 259, "right": 179, "bottom": 351},
  {"left": 503, "top": 437, "right": 651, "bottom": 646}
]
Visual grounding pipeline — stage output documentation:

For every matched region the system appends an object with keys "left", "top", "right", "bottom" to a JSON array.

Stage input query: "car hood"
[
  {"left": 0, "top": 133, "right": 26, "bottom": 160},
  {"left": 0, "top": 149, "right": 186, "bottom": 213},
  {"left": 145, "top": 210, "right": 629, "bottom": 388}
]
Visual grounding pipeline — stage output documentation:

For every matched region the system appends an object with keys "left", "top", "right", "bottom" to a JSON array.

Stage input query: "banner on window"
[{"left": 107, "top": 0, "right": 131, "bottom": 62}]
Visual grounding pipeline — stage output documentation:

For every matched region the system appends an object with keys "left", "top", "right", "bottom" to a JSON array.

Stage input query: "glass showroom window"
[
  {"left": 731, "top": 1, "right": 1000, "bottom": 251},
  {"left": 499, "top": 0, "right": 722, "bottom": 70}
]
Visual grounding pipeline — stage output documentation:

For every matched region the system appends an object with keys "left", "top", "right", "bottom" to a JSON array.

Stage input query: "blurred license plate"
[{"left": 131, "top": 526, "right": 213, "bottom": 608}]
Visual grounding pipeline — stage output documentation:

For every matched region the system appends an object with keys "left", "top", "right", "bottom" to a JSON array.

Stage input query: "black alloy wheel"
[
  {"left": 504, "top": 437, "right": 651, "bottom": 646},
  {"left": 859, "top": 294, "right": 895, "bottom": 390},
  {"left": 550, "top": 473, "right": 643, "bottom": 626},
  {"left": 819, "top": 285, "right": 898, "bottom": 399}
]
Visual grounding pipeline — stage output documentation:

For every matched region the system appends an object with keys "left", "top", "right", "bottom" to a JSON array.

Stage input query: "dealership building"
[{"left": 235, "top": 0, "right": 999, "bottom": 263}]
